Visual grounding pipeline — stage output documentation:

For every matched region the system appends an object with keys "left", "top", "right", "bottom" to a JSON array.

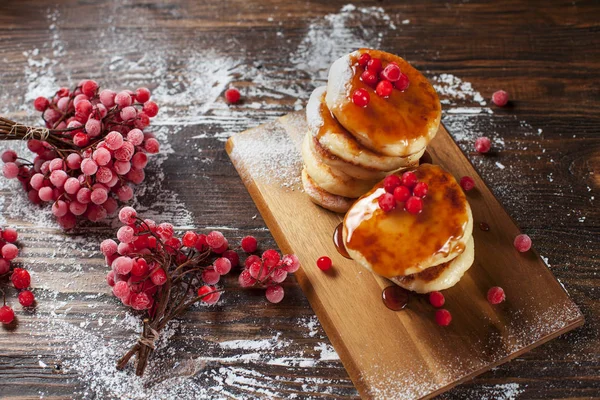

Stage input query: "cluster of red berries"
[
  {"left": 377, "top": 171, "right": 428, "bottom": 214},
  {"left": 238, "top": 235, "right": 300, "bottom": 303},
  {"left": 428, "top": 286, "right": 506, "bottom": 327},
  {"left": 0, "top": 227, "right": 35, "bottom": 325},
  {"left": 1, "top": 81, "right": 160, "bottom": 229},
  {"left": 102, "top": 207, "right": 237, "bottom": 311},
  {"left": 352, "top": 53, "right": 411, "bottom": 107}
]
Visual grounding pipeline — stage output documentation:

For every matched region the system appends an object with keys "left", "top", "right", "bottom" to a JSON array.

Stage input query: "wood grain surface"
[
  {"left": 226, "top": 111, "right": 584, "bottom": 399},
  {"left": 0, "top": 0, "right": 598, "bottom": 399}
]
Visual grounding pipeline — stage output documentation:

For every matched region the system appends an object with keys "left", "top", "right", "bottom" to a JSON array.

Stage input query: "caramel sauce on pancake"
[
  {"left": 339, "top": 49, "right": 440, "bottom": 152},
  {"left": 344, "top": 164, "right": 469, "bottom": 278}
]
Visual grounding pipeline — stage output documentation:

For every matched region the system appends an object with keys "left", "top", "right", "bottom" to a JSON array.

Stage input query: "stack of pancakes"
[
  {"left": 301, "top": 49, "right": 442, "bottom": 213},
  {"left": 343, "top": 164, "right": 475, "bottom": 293}
]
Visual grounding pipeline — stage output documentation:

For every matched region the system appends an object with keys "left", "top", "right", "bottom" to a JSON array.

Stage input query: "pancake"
[
  {"left": 326, "top": 49, "right": 441, "bottom": 157},
  {"left": 343, "top": 164, "right": 473, "bottom": 278},
  {"left": 301, "top": 133, "right": 377, "bottom": 198},
  {"left": 301, "top": 168, "right": 354, "bottom": 213},
  {"left": 307, "top": 86, "right": 423, "bottom": 175},
  {"left": 391, "top": 237, "right": 474, "bottom": 293}
]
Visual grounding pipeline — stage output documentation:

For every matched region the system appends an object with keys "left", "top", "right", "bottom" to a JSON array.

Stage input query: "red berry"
[
  {"left": 0, "top": 306, "right": 15, "bottom": 324},
  {"left": 460, "top": 176, "right": 475, "bottom": 191},
  {"left": 352, "top": 89, "right": 370, "bottom": 107},
  {"left": 18, "top": 290, "right": 35, "bottom": 307},
  {"left": 131, "top": 292, "right": 152, "bottom": 310},
  {"left": 262, "top": 249, "right": 281, "bottom": 269},
  {"left": 358, "top": 53, "right": 371, "bottom": 68},
  {"left": 381, "top": 63, "right": 401, "bottom": 82},
  {"left": 143, "top": 101, "right": 159, "bottom": 117},
  {"left": 514, "top": 234, "right": 532, "bottom": 252},
  {"left": 366, "top": 58, "right": 382, "bottom": 73},
  {"left": 241, "top": 236, "right": 258, "bottom": 253},
  {"left": 206, "top": 231, "right": 226, "bottom": 249},
  {"left": 244, "top": 254, "right": 261, "bottom": 269},
  {"left": 394, "top": 73, "right": 410, "bottom": 91},
  {"left": 360, "top": 70, "right": 378, "bottom": 87},
  {"left": 214, "top": 257, "right": 232, "bottom": 275},
  {"left": 413, "top": 182, "right": 429, "bottom": 197},
  {"left": 222, "top": 250, "right": 240, "bottom": 268},
  {"left": 316, "top": 256, "right": 332, "bottom": 271},
  {"left": 194, "top": 234, "right": 208, "bottom": 251},
  {"left": 393, "top": 185, "right": 411, "bottom": 203},
  {"left": 135, "top": 87, "right": 151, "bottom": 103},
  {"left": 225, "top": 88, "right": 241, "bottom": 104},
  {"left": 405, "top": 196, "right": 423, "bottom": 214},
  {"left": 1, "top": 243, "right": 18, "bottom": 260},
  {"left": 375, "top": 80, "right": 394, "bottom": 98},
  {"left": 383, "top": 174, "right": 402, "bottom": 194},
  {"left": 265, "top": 285, "right": 285, "bottom": 303},
  {"left": 150, "top": 268, "right": 167, "bottom": 286},
  {"left": 34, "top": 97, "right": 49, "bottom": 112},
  {"left": 378, "top": 193, "right": 396, "bottom": 212},
  {"left": 182, "top": 231, "right": 198, "bottom": 248},
  {"left": 81, "top": 80, "right": 98, "bottom": 97},
  {"left": 475, "top": 137, "right": 491, "bottom": 153},
  {"left": 11, "top": 268, "right": 30, "bottom": 289},
  {"left": 131, "top": 258, "right": 149, "bottom": 277},
  {"left": 492, "top": 90, "right": 509, "bottom": 107},
  {"left": 429, "top": 291, "right": 445, "bottom": 308},
  {"left": 401, "top": 171, "right": 418, "bottom": 188},
  {"left": 487, "top": 286, "right": 506, "bottom": 305},
  {"left": 198, "top": 285, "right": 220, "bottom": 304},
  {"left": 435, "top": 309, "right": 452, "bottom": 326}
]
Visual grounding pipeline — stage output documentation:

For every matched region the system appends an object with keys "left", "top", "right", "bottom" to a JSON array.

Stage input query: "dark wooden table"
[{"left": 0, "top": 0, "right": 598, "bottom": 399}]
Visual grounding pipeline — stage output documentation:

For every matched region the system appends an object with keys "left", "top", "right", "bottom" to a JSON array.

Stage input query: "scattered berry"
[
  {"left": 225, "top": 88, "right": 241, "bottom": 104},
  {"left": 435, "top": 309, "right": 452, "bottom": 326},
  {"left": 475, "top": 137, "right": 491, "bottom": 153},
  {"left": 11, "top": 268, "right": 30, "bottom": 289},
  {"left": 18, "top": 290, "right": 35, "bottom": 307},
  {"left": 316, "top": 256, "right": 332, "bottom": 271},
  {"left": 352, "top": 89, "right": 370, "bottom": 107},
  {"left": 460, "top": 176, "right": 475, "bottom": 191},
  {"left": 487, "top": 286, "right": 506, "bottom": 305},
  {"left": 429, "top": 291, "right": 445, "bottom": 308},
  {"left": 0, "top": 305, "right": 15, "bottom": 324},
  {"left": 514, "top": 234, "right": 532, "bottom": 252},
  {"left": 492, "top": 90, "right": 509, "bottom": 107},
  {"left": 265, "top": 285, "right": 285, "bottom": 304}
]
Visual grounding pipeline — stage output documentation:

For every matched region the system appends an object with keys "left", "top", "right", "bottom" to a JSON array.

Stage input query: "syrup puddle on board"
[
  {"left": 479, "top": 222, "right": 490, "bottom": 231},
  {"left": 382, "top": 286, "right": 410, "bottom": 311},
  {"left": 333, "top": 222, "right": 351, "bottom": 259}
]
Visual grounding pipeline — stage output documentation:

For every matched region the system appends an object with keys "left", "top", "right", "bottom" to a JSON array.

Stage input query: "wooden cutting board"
[{"left": 225, "top": 111, "right": 584, "bottom": 400}]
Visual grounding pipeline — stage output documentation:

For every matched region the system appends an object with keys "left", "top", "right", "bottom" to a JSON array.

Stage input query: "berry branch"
[{"left": 0, "top": 81, "right": 160, "bottom": 229}]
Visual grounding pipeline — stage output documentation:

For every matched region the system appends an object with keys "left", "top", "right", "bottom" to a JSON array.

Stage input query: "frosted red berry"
[
  {"left": 0, "top": 306, "right": 15, "bottom": 324},
  {"left": 225, "top": 88, "right": 241, "bottom": 104},
  {"left": 401, "top": 171, "right": 418, "bottom": 188},
  {"left": 405, "top": 196, "right": 423, "bottom": 215},
  {"left": 18, "top": 290, "right": 35, "bottom": 307},
  {"left": 352, "top": 89, "right": 370, "bottom": 107},
  {"left": 435, "top": 309, "right": 452, "bottom": 326},
  {"left": 487, "top": 286, "right": 506, "bottom": 305},
  {"left": 460, "top": 176, "right": 475, "bottom": 192},
  {"left": 198, "top": 285, "right": 220, "bottom": 304},
  {"left": 378, "top": 193, "right": 396, "bottom": 212},
  {"left": 182, "top": 231, "right": 198, "bottom": 248},
  {"left": 413, "top": 182, "right": 428, "bottom": 197},
  {"left": 34, "top": 97, "right": 49, "bottom": 112},
  {"left": 514, "top": 234, "right": 532, "bottom": 252},
  {"left": 429, "top": 291, "right": 445, "bottom": 308},
  {"left": 492, "top": 90, "right": 509, "bottom": 107},
  {"left": 475, "top": 137, "right": 491, "bottom": 153},
  {"left": 150, "top": 268, "right": 167, "bottom": 286},
  {"left": 214, "top": 257, "right": 232, "bottom": 275},
  {"left": 265, "top": 285, "right": 285, "bottom": 304},
  {"left": 383, "top": 174, "right": 402, "bottom": 194},
  {"left": 207, "top": 231, "right": 226, "bottom": 249},
  {"left": 316, "top": 256, "right": 332, "bottom": 271},
  {"left": 11, "top": 268, "right": 31, "bottom": 289},
  {"left": 394, "top": 73, "right": 410, "bottom": 91},
  {"left": 241, "top": 236, "right": 258, "bottom": 253}
]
